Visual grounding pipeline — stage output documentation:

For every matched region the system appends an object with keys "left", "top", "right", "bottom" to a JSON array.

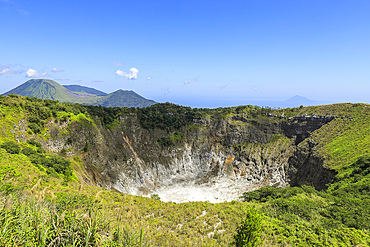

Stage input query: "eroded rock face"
[
  {"left": 288, "top": 140, "right": 336, "bottom": 190},
  {"left": 43, "top": 113, "right": 337, "bottom": 201}
]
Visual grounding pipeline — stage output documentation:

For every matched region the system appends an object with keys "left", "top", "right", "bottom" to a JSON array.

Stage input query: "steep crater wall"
[{"left": 44, "top": 113, "right": 337, "bottom": 200}]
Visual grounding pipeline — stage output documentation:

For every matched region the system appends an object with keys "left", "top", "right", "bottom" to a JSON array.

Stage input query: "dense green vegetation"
[
  {"left": 1, "top": 139, "right": 72, "bottom": 180},
  {"left": 1, "top": 141, "right": 21, "bottom": 154},
  {"left": 1, "top": 94, "right": 370, "bottom": 245},
  {"left": 1, "top": 93, "right": 273, "bottom": 132},
  {"left": 138, "top": 102, "right": 197, "bottom": 130}
]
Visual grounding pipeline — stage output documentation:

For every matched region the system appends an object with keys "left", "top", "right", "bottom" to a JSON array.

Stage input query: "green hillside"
[
  {"left": 0, "top": 95, "right": 370, "bottom": 246},
  {"left": 94, "top": 89, "right": 157, "bottom": 107},
  {"left": 3, "top": 79, "right": 157, "bottom": 108},
  {"left": 2, "top": 79, "right": 86, "bottom": 102},
  {"left": 63, "top": 84, "right": 107, "bottom": 96}
]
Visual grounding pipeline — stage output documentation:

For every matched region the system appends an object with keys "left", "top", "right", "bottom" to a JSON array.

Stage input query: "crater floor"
[{"left": 144, "top": 177, "right": 246, "bottom": 203}]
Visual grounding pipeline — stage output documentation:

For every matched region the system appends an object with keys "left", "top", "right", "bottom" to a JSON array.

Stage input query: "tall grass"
[{"left": 0, "top": 190, "right": 147, "bottom": 246}]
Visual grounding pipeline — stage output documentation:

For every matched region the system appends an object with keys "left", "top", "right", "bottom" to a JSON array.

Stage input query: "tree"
[{"left": 233, "top": 208, "right": 262, "bottom": 247}]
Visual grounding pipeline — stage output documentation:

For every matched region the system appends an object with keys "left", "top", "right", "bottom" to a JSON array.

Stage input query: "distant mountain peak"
[
  {"left": 115, "top": 89, "right": 134, "bottom": 93},
  {"left": 3, "top": 79, "right": 71, "bottom": 100},
  {"left": 285, "top": 95, "right": 315, "bottom": 103},
  {"left": 3, "top": 79, "right": 157, "bottom": 108}
]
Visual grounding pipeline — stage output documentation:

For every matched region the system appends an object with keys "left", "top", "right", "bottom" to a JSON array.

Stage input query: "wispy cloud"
[
  {"left": 0, "top": 64, "right": 10, "bottom": 69},
  {"left": 0, "top": 64, "right": 24, "bottom": 76},
  {"left": 115, "top": 67, "right": 139, "bottom": 80},
  {"left": 1, "top": 0, "right": 29, "bottom": 15},
  {"left": 52, "top": 67, "right": 64, "bottom": 72},
  {"left": 0, "top": 68, "right": 17, "bottom": 76},
  {"left": 161, "top": 87, "right": 171, "bottom": 95},
  {"left": 183, "top": 77, "right": 198, "bottom": 85},
  {"left": 26, "top": 69, "right": 39, "bottom": 78},
  {"left": 41, "top": 72, "right": 48, "bottom": 77},
  {"left": 114, "top": 62, "right": 125, "bottom": 66},
  {"left": 1, "top": 63, "right": 25, "bottom": 69},
  {"left": 16, "top": 8, "right": 28, "bottom": 15}
]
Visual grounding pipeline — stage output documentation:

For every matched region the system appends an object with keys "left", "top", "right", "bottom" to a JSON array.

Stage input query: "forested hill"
[
  {"left": 63, "top": 84, "right": 107, "bottom": 96},
  {"left": 3, "top": 79, "right": 157, "bottom": 108},
  {"left": 0, "top": 95, "right": 370, "bottom": 246}
]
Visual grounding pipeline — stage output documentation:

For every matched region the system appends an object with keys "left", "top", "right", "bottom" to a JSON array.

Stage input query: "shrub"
[
  {"left": 157, "top": 137, "right": 173, "bottom": 147},
  {"left": 151, "top": 194, "right": 161, "bottom": 200},
  {"left": 28, "top": 123, "right": 41, "bottom": 134},
  {"left": 46, "top": 167, "right": 60, "bottom": 178},
  {"left": 170, "top": 131, "right": 184, "bottom": 142},
  {"left": 28, "top": 115, "right": 41, "bottom": 124},
  {"left": 27, "top": 138, "right": 42, "bottom": 148},
  {"left": 47, "top": 156, "right": 71, "bottom": 174},
  {"left": 21, "top": 147, "right": 37, "bottom": 156},
  {"left": 83, "top": 141, "right": 89, "bottom": 152},
  {"left": 0, "top": 141, "right": 21, "bottom": 154},
  {"left": 233, "top": 208, "right": 262, "bottom": 247}
]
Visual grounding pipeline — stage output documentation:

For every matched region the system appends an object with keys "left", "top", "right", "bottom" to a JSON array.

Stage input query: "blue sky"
[{"left": 1, "top": 0, "right": 370, "bottom": 108}]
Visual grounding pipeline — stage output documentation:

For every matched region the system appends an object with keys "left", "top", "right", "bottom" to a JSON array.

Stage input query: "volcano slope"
[{"left": 0, "top": 94, "right": 370, "bottom": 246}]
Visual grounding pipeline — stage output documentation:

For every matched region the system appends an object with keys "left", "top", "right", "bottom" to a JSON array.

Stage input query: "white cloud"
[
  {"left": 115, "top": 67, "right": 139, "bottom": 80},
  {"left": 147, "top": 76, "right": 152, "bottom": 80},
  {"left": 41, "top": 72, "right": 48, "bottom": 76},
  {"left": 114, "top": 62, "right": 124, "bottom": 66},
  {"left": 26, "top": 69, "right": 39, "bottom": 78},
  {"left": 0, "top": 68, "right": 17, "bottom": 75},
  {"left": 129, "top": 68, "right": 139, "bottom": 79},
  {"left": 52, "top": 67, "right": 64, "bottom": 72},
  {"left": 115, "top": 70, "right": 125, "bottom": 76}
]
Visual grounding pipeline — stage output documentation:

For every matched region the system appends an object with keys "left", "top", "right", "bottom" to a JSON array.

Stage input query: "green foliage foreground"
[{"left": 0, "top": 192, "right": 145, "bottom": 246}]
